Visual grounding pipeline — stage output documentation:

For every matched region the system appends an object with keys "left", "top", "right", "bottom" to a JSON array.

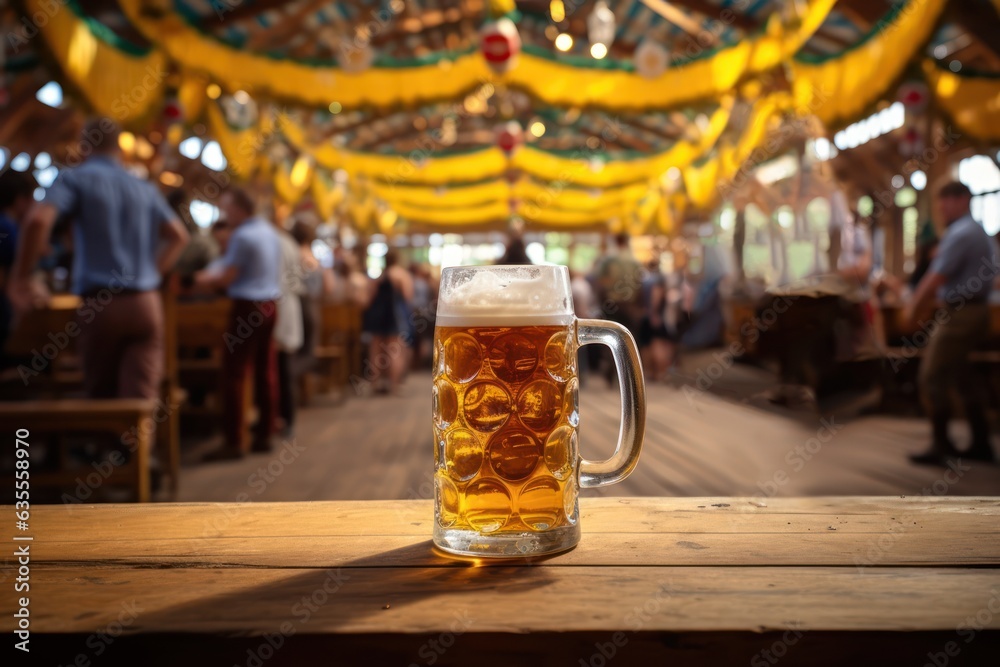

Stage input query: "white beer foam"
[{"left": 436, "top": 265, "right": 574, "bottom": 327}]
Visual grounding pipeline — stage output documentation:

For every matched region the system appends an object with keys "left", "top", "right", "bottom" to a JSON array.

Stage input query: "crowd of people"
[
  {"left": 0, "top": 120, "right": 723, "bottom": 448},
  {"left": 3, "top": 117, "right": 995, "bottom": 469},
  {"left": 0, "top": 119, "right": 418, "bottom": 462}
]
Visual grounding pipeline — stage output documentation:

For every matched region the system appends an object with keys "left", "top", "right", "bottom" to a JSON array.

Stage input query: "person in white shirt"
[{"left": 274, "top": 223, "right": 304, "bottom": 438}]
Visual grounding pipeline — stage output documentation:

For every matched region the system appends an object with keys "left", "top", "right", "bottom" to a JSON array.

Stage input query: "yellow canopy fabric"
[
  {"left": 279, "top": 102, "right": 732, "bottom": 188},
  {"left": 683, "top": 93, "right": 789, "bottom": 211},
  {"left": 923, "top": 61, "right": 1000, "bottom": 142},
  {"left": 117, "top": 0, "right": 835, "bottom": 112},
  {"left": 26, "top": 0, "right": 167, "bottom": 125},
  {"left": 372, "top": 179, "right": 654, "bottom": 217},
  {"left": 31, "top": 0, "right": 990, "bottom": 232},
  {"left": 790, "top": 0, "right": 948, "bottom": 127}
]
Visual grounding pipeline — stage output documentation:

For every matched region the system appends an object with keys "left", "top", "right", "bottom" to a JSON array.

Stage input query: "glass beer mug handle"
[{"left": 576, "top": 319, "right": 646, "bottom": 489}]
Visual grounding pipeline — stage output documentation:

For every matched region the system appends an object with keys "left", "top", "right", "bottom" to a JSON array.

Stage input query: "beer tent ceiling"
[{"left": 2, "top": 0, "right": 1000, "bottom": 232}]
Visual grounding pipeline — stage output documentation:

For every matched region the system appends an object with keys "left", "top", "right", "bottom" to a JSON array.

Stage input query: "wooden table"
[
  {"left": 5, "top": 497, "right": 999, "bottom": 666},
  {"left": 0, "top": 399, "right": 154, "bottom": 501}
]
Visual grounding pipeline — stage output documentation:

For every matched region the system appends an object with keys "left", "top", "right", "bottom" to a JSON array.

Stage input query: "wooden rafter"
[
  {"left": 640, "top": 0, "right": 717, "bottom": 43},
  {"left": 619, "top": 116, "right": 685, "bottom": 142},
  {"left": 198, "top": 0, "right": 291, "bottom": 27},
  {"left": 247, "top": 0, "right": 331, "bottom": 51},
  {"left": 369, "top": 0, "right": 484, "bottom": 49},
  {"left": 666, "top": 0, "right": 759, "bottom": 30},
  {"left": 835, "top": 0, "right": 894, "bottom": 31},
  {"left": 946, "top": 0, "right": 1000, "bottom": 66}
]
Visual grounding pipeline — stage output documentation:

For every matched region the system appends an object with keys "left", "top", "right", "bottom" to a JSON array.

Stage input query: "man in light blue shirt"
[
  {"left": 907, "top": 181, "right": 999, "bottom": 466},
  {"left": 8, "top": 118, "right": 189, "bottom": 400},
  {"left": 196, "top": 187, "right": 282, "bottom": 458}
]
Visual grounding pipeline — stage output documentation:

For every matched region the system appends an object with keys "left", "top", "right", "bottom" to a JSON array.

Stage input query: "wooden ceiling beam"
[
  {"left": 946, "top": 0, "right": 1000, "bottom": 64},
  {"left": 619, "top": 116, "right": 685, "bottom": 142},
  {"left": 247, "top": 0, "right": 331, "bottom": 51},
  {"left": 369, "top": 1, "right": 484, "bottom": 49},
  {"left": 198, "top": 0, "right": 291, "bottom": 27},
  {"left": 0, "top": 78, "right": 47, "bottom": 147},
  {"left": 665, "top": 0, "right": 759, "bottom": 30},
  {"left": 640, "top": 0, "right": 717, "bottom": 43},
  {"left": 835, "top": 0, "right": 894, "bottom": 30}
]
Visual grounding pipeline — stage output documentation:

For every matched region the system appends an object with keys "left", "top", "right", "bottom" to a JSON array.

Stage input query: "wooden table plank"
[
  {"left": 27, "top": 496, "right": 1000, "bottom": 539},
  {"left": 24, "top": 496, "right": 1000, "bottom": 568},
  {"left": 10, "top": 566, "right": 1000, "bottom": 635},
  {"left": 4, "top": 496, "right": 998, "bottom": 666}
]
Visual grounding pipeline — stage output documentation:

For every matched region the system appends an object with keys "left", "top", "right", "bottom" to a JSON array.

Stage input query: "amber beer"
[
  {"left": 433, "top": 322, "right": 580, "bottom": 537},
  {"left": 433, "top": 265, "right": 644, "bottom": 557}
]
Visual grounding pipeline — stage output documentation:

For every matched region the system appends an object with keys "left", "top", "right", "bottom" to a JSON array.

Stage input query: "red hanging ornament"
[
  {"left": 496, "top": 120, "right": 523, "bottom": 155},
  {"left": 163, "top": 97, "right": 183, "bottom": 121},
  {"left": 480, "top": 18, "right": 521, "bottom": 74},
  {"left": 897, "top": 81, "right": 929, "bottom": 113},
  {"left": 899, "top": 125, "right": 924, "bottom": 158}
]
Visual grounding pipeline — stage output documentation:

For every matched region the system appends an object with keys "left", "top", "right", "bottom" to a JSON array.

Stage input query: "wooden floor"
[{"left": 179, "top": 353, "right": 1000, "bottom": 502}]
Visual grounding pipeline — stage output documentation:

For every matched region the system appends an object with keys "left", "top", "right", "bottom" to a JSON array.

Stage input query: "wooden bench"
[
  {"left": 8, "top": 497, "right": 998, "bottom": 665},
  {"left": 312, "top": 302, "right": 361, "bottom": 399},
  {"left": 0, "top": 294, "right": 85, "bottom": 397},
  {"left": 176, "top": 298, "right": 253, "bottom": 438},
  {"left": 0, "top": 399, "right": 155, "bottom": 501},
  {"left": 2, "top": 287, "right": 184, "bottom": 498}
]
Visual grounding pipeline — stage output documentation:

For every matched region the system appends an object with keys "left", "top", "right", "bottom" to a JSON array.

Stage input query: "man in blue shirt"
[
  {"left": 195, "top": 187, "right": 282, "bottom": 458},
  {"left": 0, "top": 171, "right": 38, "bottom": 363},
  {"left": 906, "top": 181, "right": 999, "bottom": 466},
  {"left": 8, "top": 118, "right": 189, "bottom": 400}
]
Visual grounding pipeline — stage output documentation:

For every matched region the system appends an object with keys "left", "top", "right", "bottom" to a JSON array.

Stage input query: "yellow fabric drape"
[
  {"left": 683, "top": 94, "right": 789, "bottom": 211},
  {"left": 372, "top": 180, "right": 509, "bottom": 209},
  {"left": 389, "top": 199, "right": 652, "bottom": 229},
  {"left": 118, "top": 0, "right": 834, "bottom": 112},
  {"left": 27, "top": 0, "right": 167, "bottom": 124},
  {"left": 390, "top": 199, "right": 511, "bottom": 226},
  {"left": 923, "top": 61, "right": 1000, "bottom": 142},
  {"left": 177, "top": 73, "right": 208, "bottom": 124},
  {"left": 272, "top": 159, "right": 314, "bottom": 204},
  {"left": 372, "top": 179, "right": 655, "bottom": 220},
  {"left": 790, "top": 0, "right": 948, "bottom": 127},
  {"left": 280, "top": 103, "right": 732, "bottom": 188},
  {"left": 311, "top": 174, "right": 344, "bottom": 220},
  {"left": 204, "top": 101, "right": 262, "bottom": 177}
]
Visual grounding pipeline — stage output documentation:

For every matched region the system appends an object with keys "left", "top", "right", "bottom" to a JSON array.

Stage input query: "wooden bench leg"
[
  {"left": 134, "top": 427, "right": 150, "bottom": 503},
  {"left": 166, "top": 408, "right": 181, "bottom": 498}
]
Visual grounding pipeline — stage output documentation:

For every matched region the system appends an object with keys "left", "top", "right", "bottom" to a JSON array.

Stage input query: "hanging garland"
[
  {"left": 790, "top": 0, "right": 948, "bottom": 128},
  {"left": 116, "top": 0, "right": 837, "bottom": 113},
  {"left": 26, "top": 0, "right": 1000, "bottom": 231},
  {"left": 24, "top": 0, "right": 167, "bottom": 125},
  {"left": 923, "top": 60, "right": 1000, "bottom": 142}
]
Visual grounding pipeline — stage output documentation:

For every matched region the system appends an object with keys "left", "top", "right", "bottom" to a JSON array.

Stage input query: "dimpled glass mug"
[{"left": 432, "top": 265, "right": 645, "bottom": 557}]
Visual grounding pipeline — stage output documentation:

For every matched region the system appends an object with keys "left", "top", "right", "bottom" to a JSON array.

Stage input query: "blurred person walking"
[
  {"left": 362, "top": 248, "right": 413, "bottom": 395},
  {"left": 0, "top": 171, "right": 38, "bottom": 363},
  {"left": 195, "top": 187, "right": 281, "bottom": 458},
  {"left": 570, "top": 269, "right": 599, "bottom": 384},
  {"left": 169, "top": 188, "right": 218, "bottom": 281},
  {"left": 273, "top": 220, "right": 304, "bottom": 439},
  {"left": 330, "top": 249, "right": 370, "bottom": 309},
  {"left": 906, "top": 181, "right": 998, "bottom": 466},
  {"left": 8, "top": 118, "right": 189, "bottom": 401},
  {"left": 497, "top": 235, "right": 531, "bottom": 265},
  {"left": 409, "top": 263, "right": 434, "bottom": 368},
  {"left": 210, "top": 218, "right": 233, "bottom": 255},
  {"left": 290, "top": 219, "right": 332, "bottom": 381},
  {"left": 639, "top": 258, "right": 672, "bottom": 381},
  {"left": 592, "top": 233, "right": 643, "bottom": 384}
]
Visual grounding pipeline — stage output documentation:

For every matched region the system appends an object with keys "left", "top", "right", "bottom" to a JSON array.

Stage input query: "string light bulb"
[{"left": 555, "top": 33, "right": 573, "bottom": 52}]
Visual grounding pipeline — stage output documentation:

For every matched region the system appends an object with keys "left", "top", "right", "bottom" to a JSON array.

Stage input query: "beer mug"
[{"left": 432, "top": 265, "right": 645, "bottom": 557}]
